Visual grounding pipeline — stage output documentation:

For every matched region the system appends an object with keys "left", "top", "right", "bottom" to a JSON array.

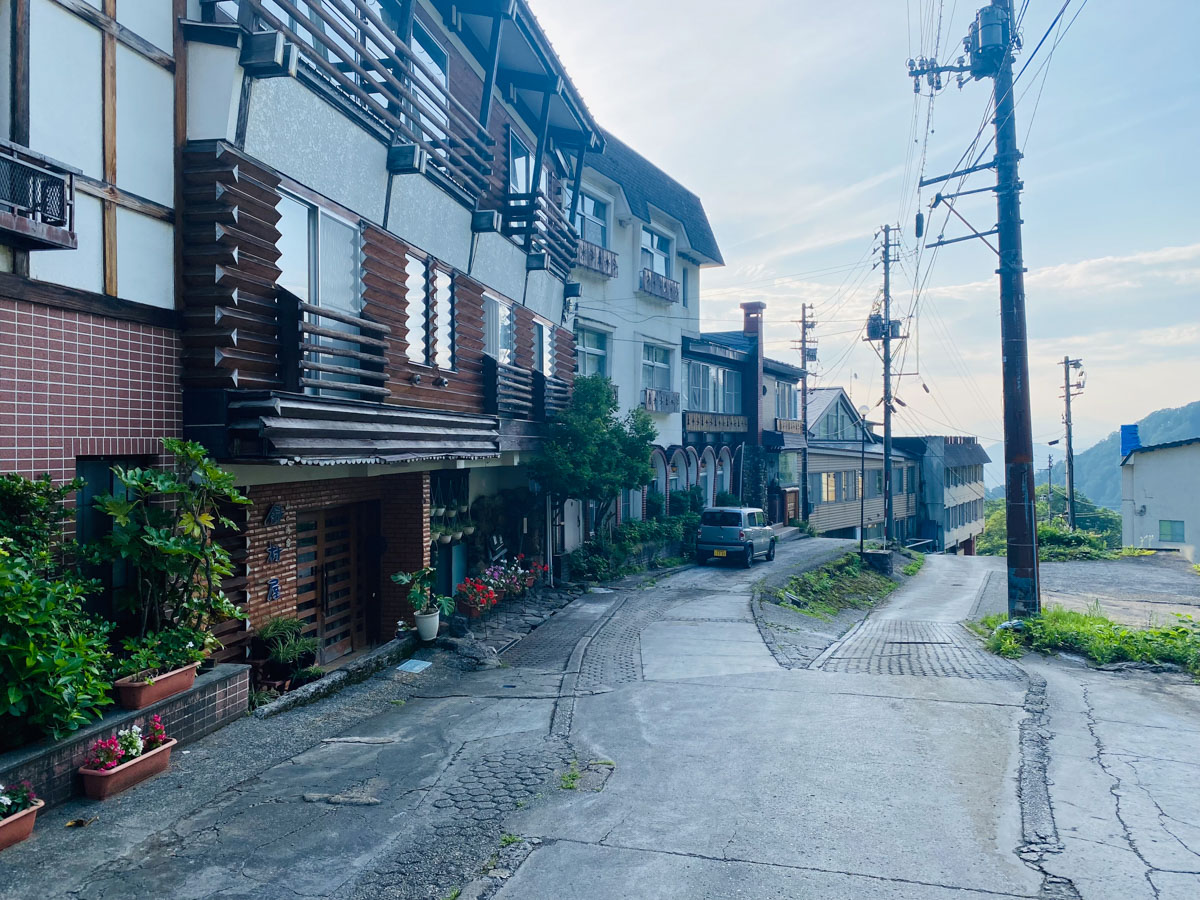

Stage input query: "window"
[
  {"left": 702, "top": 511, "right": 742, "bottom": 527},
  {"left": 775, "top": 383, "right": 798, "bottom": 420},
  {"left": 567, "top": 189, "right": 608, "bottom": 248},
  {"left": 76, "top": 457, "right": 142, "bottom": 618},
  {"left": 534, "top": 321, "right": 554, "bottom": 376},
  {"left": 722, "top": 369, "right": 742, "bottom": 414},
  {"left": 404, "top": 254, "right": 429, "bottom": 365},
  {"left": 640, "top": 227, "right": 672, "bottom": 278},
  {"left": 508, "top": 132, "right": 546, "bottom": 196},
  {"left": 576, "top": 327, "right": 607, "bottom": 376},
  {"left": 681, "top": 267, "right": 690, "bottom": 308},
  {"left": 409, "top": 22, "right": 449, "bottom": 142},
  {"left": 277, "top": 193, "right": 363, "bottom": 395},
  {"left": 822, "top": 472, "right": 838, "bottom": 503},
  {"left": 483, "top": 294, "right": 515, "bottom": 364},
  {"left": 809, "top": 473, "right": 824, "bottom": 506},
  {"left": 908, "top": 466, "right": 916, "bottom": 494},
  {"left": 642, "top": 344, "right": 671, "bottom": 391},
  {"left": 1159, "top": 520, "right": 1186, "bottom": 543},
  {"left": 841, "top": 470, "right": 856, "bottom": 502},
  {"left": 433, "top": 268, "right": 454, "bottom": 370}
]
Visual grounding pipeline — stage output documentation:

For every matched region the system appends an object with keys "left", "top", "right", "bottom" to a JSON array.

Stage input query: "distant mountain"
[
  {"left": 984, "top": 443, "right": 1062, "bottom": 494},
  {"left": 986, "top": 401, "right": 1200, "bottom": 509}
]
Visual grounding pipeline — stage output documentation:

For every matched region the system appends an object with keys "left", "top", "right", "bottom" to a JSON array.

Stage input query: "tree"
[{"left": 532, "top": 375, "right": 657, "bottom": 538}]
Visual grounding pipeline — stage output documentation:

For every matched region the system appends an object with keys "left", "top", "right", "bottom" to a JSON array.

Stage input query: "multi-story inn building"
[
  {"left": 1, "top": 0, "right": 627, "bottom": 665},
  {"left": 563, "top": 129, "right": 723, "bottom": 542},
  {"left": 895, "top": 435, "right": 989, "bottom": 553}
]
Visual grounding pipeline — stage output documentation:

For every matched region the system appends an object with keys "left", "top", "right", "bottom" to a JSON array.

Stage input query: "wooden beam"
[
  {"left": 478, "top": 10, "right": 505, "bottom": 129},
  {"left": 10, "top": 0, "right": 29, "bottom": 145},
  {"left": 526, "top": 89, "right": 553, "bottom": 251},
  {"left": 567, "top": 143, "right": 585, "bottom": 232},
  {"left": 102, "top": 0, "right": 117, "bottom": 297},
  {"left": 49, "top": 0, "right": 174, "bottom": 71},
  {"left": 174, "top": 0, "right": 188, "bottom": 316},
  {"left": 498, "top": 68, "right": 561, "bottom": 95},
  {"left": 0, "top": 271, "right": 179, "bottom": 329},
  {"left": 77, "top": 178, "right": 174, "bottom": 223}
]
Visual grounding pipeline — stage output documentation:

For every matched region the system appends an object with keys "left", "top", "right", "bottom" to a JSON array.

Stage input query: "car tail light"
[{"left": 738, "top": 530, "right": 745, "bottom": 541}]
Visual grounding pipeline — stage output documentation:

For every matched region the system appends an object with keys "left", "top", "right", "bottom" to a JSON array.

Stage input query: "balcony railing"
[
  {"left": 575, "top": 239, "right": 618, "bottom": 278},
  {"left": 202, "top": 0, "right": 492, "bottom": 201},
  {"left": 501, "top": 190, "right": 579, "bottom": 279},
  {"left": 637, "top": 268, "right": 681, "bottom": 303},
  {"left": 278, "top": 288, "right": 392, "bottom": 402},
  {"left": 0, "top": 140, "right": 77, "bottom": 251},
  {"left": 483, "top": 355, "right": 535, "bottom": 420},
  {"left": 537, "top": 371, "right": 571, "bottom": 420},
  {"left": 642, "top": 388, "right": 680, "bottom": 414}
]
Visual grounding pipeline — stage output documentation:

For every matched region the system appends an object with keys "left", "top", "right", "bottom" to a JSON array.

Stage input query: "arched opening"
[
  {"left": 717, "top": 446, "right": 734, "bottom": 498},
  {"left": 700, "top": 446, "right": 718, "bottom": 507}
]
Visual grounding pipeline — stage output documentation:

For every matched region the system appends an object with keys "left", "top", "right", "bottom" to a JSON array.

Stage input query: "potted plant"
[
  {"left": 455, "top": 577, "right": 496, "bottom": 619},
  {"left": 111, "top": 626, "right": 211, "bottom": 710},
  {"left": 436, "top": 525, "right": 452, "bottom": 545},
  {"left": 461, "top": 518, "right": 476, "bottom": 536},
  {"left": 290, "top": 665, "right": 325, "bottom": 690},
  {"left": 264, "top": 632, "right": 319, "bottom": 684},
  {"left": 78, "top": 715, "right": 177, "bottom": 800},
  {"left": 392, "top": 567, "right": 453, "bottom": 640},
  {"left": 0, "top": 781, "right": 43, "bottom": 852}
]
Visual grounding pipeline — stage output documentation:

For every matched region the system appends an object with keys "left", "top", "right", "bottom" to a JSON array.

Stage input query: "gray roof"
[
  {"left": 805, "top": 387, "right": 845, "bottom": 426},
  {"left": 944, "top": 442, "right": 991, "bottom": 467},
  {"left": 1121, "top": 435, "right": 1200, "bottom": 465},
  {"left": 694, "top": 331, "right": 802, "bottom": 380},
  {"left": 587, "top": 129, "right": 723, "bottom": 265}
]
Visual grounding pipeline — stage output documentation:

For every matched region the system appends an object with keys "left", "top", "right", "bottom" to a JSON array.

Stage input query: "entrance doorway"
[{"left": 296, "top": 505, "right": 376, "bottom": 665}]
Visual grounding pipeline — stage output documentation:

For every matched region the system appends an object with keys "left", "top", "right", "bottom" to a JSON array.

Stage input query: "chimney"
[{"left": 741, "top": 302, "right": 766, "bottom": 445}]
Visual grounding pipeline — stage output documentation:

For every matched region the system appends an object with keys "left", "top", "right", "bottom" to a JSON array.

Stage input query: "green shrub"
[
  {"left": 668, "top": 490, "right": 692, "bottom": 517},
  {"left": 0, "top": 541, "right": 113, "bottom": 747},
  {"left": 771, "top": 553, "right": 896, "bottom": 619},
  {"left": 645, "top": 490, "right": 665, "bottom": 521},
  {"left": 901, "top": 552, "right": 926, "bottom": 577},
  {"left": 715, "top": 491, "right": 740, "bottom": 508},
  {"left": 687, "top": 485, "right": 705, "bottom": 513},
  {"left": 0, "top": 472, "right": 82, "bottom": 576}
]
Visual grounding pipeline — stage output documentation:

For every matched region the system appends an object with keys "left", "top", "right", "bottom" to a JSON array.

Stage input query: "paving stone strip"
[{"left": 815, "top": 619, "right": 1024, "bottom": 679}]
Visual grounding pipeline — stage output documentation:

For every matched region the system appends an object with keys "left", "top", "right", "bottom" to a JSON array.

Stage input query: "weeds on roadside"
[
  {"left": 559, "top": 761, "right": 581, "bottom": 790},
  {"left": 978, "top": 606, "right": 1200, "bottom": 675},
  {"left": 771, "top": 553, "right": 896, "bottom": 620},
  {"left": 901, "top": 553, "right": 926, "bottom": 577},
  {"left": 500, "top": 833, "right": 522, "bottom": 847}
]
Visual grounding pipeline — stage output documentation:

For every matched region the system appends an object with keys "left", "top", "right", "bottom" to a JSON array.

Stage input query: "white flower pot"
[{"left": 414, "top": 609, "right": 440, "bottom": 641}]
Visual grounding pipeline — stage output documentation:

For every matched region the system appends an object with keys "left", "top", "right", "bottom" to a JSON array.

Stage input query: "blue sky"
[{"left": 535, "top": 0, "right": 1200, "bottom": 455}]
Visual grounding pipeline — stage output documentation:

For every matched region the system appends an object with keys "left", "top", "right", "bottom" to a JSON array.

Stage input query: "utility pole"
[
  {"left": 798, "top": 304, "right": 816, "bottom": 522},
  {"left": 1061, "top": 356, "right": 1084, "bottom": 530},
  {"left": 881, "top": 225, "right": 895, "bottom": 548},
  {"left": 1046, "top": 453, "right": 1053, "bottom": 525},
  {"left": 907, "top": 0, "right": 1040, "bottom": 617}
]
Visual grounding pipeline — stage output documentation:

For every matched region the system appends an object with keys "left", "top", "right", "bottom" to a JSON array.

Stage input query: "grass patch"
[
  {"left": 977, "top": 606, "right": 1200, "bottom": 675},
  {"left": 559, "top": 761, "right": 581, "bottom": 790},
  {"left": 901, "top": 552, "right": 926, "bottom": 577},
  {"left": 770, "top": 553, "right": 897, "bottom": 620},
  {"left": 499, "top": 833, "right": 522, "bottom": 847},
  {"left": 1118, "top": 547, "right": 1156, "bottom": 558}
]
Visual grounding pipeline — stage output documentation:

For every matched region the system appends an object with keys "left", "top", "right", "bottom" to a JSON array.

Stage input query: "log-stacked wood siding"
[
  {"left": 181, "top": 142, "right": 283, "bottom": 391},
  {"left": 360, "top": 224, "right": 488, "bottom": 415}
]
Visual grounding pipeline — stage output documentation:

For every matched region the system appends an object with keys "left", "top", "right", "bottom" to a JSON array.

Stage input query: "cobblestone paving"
[
  {"left": 347, "top": 732, "right": 573, "bottom": 900},
  {"left": 755, "top": 599, "right": 875, "bottom": 669},
  {"left": 499, "top": 601, "right": 609, "bottom": 671},
  {"left": 576, "top": 592, "right": 681, "bottom": 691},
  {"left": 816, "top": 619, "right": 1024, "bottom": 679}
]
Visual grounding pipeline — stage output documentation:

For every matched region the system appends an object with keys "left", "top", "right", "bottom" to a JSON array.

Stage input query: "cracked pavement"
[{"left": 2, "top": 541, "right": 1197, "bottom": 899}]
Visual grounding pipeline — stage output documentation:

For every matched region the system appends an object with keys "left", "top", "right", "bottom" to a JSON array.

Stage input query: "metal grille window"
[
  {"left": 1159, "top": 520, "right": 1185, "bottom": 542},
  {"left": 576, "top": 327, "right": 607, "bottom": 376},
  {"left": 642, "top": 344, "right": 671, "bottom": 391}
]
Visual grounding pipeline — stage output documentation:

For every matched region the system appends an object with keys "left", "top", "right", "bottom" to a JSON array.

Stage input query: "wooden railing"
[
  {"left": 575, "top": 239, "right": 618, "bottom": 278},
  {"left": 501, "top": 190, "right": 579, "bottom": 279},
  {"left": 483, "top": 355, "right": 535, "bottom": 420},
  {"left": 537, "top": 372, "right": 571, "bottom": 420},
  {"left": 0, "top": 139, "right": 77, "bottom": 250},
  {"left": 202, "top": 0, "right": 493, "bottom": 200},
  {"left": 638, "top": 268, "right": 681, "bottom": 303},
  {"left": 642, "top": 388, "right": 681, "bottom": 414},
  {"left": 278, "top": 289, "right": 392, "bottom": 401}
]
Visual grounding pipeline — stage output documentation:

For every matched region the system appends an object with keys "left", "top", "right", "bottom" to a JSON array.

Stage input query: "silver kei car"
[{"left": 695, "top": 507, "right": 776, "bottom": 567}]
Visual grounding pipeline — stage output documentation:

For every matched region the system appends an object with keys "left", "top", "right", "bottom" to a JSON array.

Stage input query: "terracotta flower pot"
[
  {"left": 0, "top": 800, "right": 44, "bottom": 851},
  {"left": 113, "top": 664, "right": 199, "bottom": 710},
  {"left": 79, "top": 739, "right": 178, "bottom": 800}
]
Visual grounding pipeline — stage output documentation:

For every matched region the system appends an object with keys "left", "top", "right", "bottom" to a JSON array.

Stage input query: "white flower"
[
  {"left": 0, "top": 796, "right": 11, "bottom": 808},
  {"left": 186, "top": 642, "right": 195, "bottom": 649}
]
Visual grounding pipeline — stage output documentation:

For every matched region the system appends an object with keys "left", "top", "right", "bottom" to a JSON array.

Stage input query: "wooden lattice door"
[{"left": 296, "top": 507, "right": 361, "bottom": 664}]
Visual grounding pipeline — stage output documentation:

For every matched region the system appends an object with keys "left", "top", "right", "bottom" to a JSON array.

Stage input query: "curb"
[{"left": 252, "top": 634, "right": 419, "bottom": 719}]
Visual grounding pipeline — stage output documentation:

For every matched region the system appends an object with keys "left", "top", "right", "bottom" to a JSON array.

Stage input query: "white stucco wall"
[{"left": 1122, "top": 444, "right": 1199, "bottom": 561}]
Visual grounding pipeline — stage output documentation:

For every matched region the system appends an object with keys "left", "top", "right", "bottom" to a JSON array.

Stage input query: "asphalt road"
[{"left": 4, "top": 539, "right": 1198, "bottom": 899}]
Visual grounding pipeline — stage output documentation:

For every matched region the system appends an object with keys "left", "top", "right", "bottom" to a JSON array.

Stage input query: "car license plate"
[{"left": 713, "top": 549, "right": 726, "bottom": 558}]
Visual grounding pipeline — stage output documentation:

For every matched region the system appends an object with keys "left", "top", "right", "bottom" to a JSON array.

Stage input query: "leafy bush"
[
  {"left": 0, "top": 540, "right": 113, "bottom": 747},
  {"left": 980, "top": 607, "right": 1200, "bottom": 675},
  {"left": 901, "top": 552, "right": 926, "bottom": 576},
  {"left": 567, "top": 514, "right": 698, "bottom": 581},
  {"left": 771, "top": 552, "right": 897, "bottom": 619},
  {"left": 0, "top": 473, "right": 81, "bottom": 575},
  {"left": 645, "top": 490, "right": 665, "bottom": 521},
  {"left": 114, "top": 625, "right": 212, "bottom": 681},
  {"left": 668, "top": 490, "right": 692, "bottom": 517},
  {"left": 687, "top": 485, "right": 705, "bottom": 513},
  {"left": 715, "top": 491, "right": 740, "bottom": 508}
]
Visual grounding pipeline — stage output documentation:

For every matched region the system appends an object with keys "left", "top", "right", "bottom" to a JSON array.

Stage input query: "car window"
[
  {"left": 745, "top": 512, "right": 758, "bottom": 527},
  {"left": 701, "top": 511, "right": 741, "bottom": 527}
]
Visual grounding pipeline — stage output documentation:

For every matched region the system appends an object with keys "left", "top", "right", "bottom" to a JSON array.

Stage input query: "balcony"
[
  {"left": 576, "top": 239, "right": 618, "bottom": 279},
  {"left": 0, "top": 140, "right": 78, "bottom": 251},
  {"left": 276, "top": 289, "right": 392, "bottom": 402},
  {"left": 642, "top": 388, "right": 680, "bottom": 414},
  {"left": 202, "top": 0, "right": 493, "bottom": 202},
  {"left": 685, "top": 412, "right": 748, "bottom": 433},
  {"left": 483, "top": 356, "right": 571, "bottom": 422},
  {"left": 501, "top": 190, "right": 579, "bottom": 280},
  {"left": 637, "top": 268, "right": 681, "bottom": 303}
]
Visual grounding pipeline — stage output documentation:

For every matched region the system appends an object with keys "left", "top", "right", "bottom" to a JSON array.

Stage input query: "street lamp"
[{"left": 859, "top": 405, "right": 871, "bottom": 554}]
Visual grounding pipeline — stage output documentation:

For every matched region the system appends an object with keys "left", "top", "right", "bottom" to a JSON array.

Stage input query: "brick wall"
[
  {"left": 0, "top": 664, "right": 249, "bottom": 810},
  {"left": 239, "top": 473, "right": 429, "bottom": 641},
  {"left": 0, "top": 298, "right": 181, "bottom": 484}
]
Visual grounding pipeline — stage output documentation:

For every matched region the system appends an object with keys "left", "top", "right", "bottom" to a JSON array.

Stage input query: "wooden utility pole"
[
  {"left": 1061, "top": 356, "right": 1084, "bottom": 531},
  {"left": 799, "top": 304, "right": 815, "bottom": 522},
  {"left": 881, "top": 225, "right": 895, "bottom": 547}
]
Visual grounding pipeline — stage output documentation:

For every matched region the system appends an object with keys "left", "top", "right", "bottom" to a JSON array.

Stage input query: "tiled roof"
[{"left": 587, "top": 129, "right": 723, "bottom": 265}]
